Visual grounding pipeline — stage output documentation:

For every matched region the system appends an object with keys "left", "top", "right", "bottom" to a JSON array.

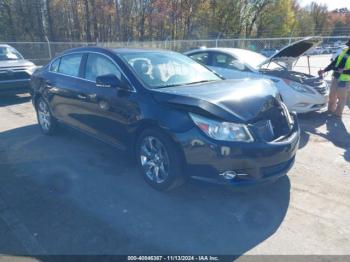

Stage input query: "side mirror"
[{"left": 96, "top": 74, "right": 126, "bottom": 89}]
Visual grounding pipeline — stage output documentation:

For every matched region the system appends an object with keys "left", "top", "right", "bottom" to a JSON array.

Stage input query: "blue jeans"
[{"left": 337, "top": 81, "right": 350, "bottom": 90}]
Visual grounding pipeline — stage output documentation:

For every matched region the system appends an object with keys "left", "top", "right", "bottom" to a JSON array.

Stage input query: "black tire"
[
  {"left": 135, "top": 129, "right": 185, "bottom": 191},
  {"left": 35, "top": 97, "right": 58, "bottom": 135}
]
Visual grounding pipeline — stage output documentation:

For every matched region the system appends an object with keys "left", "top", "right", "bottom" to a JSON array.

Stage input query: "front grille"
[
  {"left": 314, "top": 85, "right": 328, "bottom": 95},
  {"left": 251, "top": 104, "right": 291, "bottom": 142},
  {"left": 0, "top": 70, "right": 30, "bottom": 81},
  {"left": 253, "top": 119, "right": 275, "bottom": 141},
  {"left": 303, "top": 77, "right": 328, "bottom": 95}
]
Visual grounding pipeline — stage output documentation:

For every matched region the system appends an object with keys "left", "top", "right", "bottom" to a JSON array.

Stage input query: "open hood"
[
  {"left": 258, "top": 37, "right": 321, "bottom": 68},
  {"left": 152, "top": 79, "right": 281, "bottom": 123}
]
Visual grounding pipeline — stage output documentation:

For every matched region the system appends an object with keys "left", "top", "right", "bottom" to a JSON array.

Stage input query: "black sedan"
[{"left": 30, "top": 47, "right": 300, "bottom": 191}]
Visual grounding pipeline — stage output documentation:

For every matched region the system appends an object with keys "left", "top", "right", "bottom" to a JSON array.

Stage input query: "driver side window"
[
  {"left": 85, "top": 53, "right": 121, "bottom": 82},
  {"left": 212, "top": 53, "right": 247, "bottom": 72}
]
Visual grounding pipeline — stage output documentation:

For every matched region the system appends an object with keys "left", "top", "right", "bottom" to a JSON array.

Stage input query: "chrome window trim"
[
  {"left": 48, "top": 51, "right": 136, "bottom": 93},
  {"left": 53, "top": 52, "right": 83, "bottom": 77}
]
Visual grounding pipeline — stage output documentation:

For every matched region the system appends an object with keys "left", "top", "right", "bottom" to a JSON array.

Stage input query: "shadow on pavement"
[
  {"left": 298, "top": 111, "right": 328, "bottom": 149},
  {"left": 0, "top": 94, "right": 31, "bottom": 107},
  {"left": 344, "top": 149, "right": 350, "bottom": 162},
  {"left": 0, "top": 124, "right": 291, "bottom": 256},
  {"left": 298, "top": 111, "right": 350, "bottom": 156}
]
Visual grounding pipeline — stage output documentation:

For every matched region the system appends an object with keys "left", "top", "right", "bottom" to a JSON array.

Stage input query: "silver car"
[
  {"left": 0, "top": 44, "right": 37, "bottom": 95},
  {"left": 185, "top": 38, "right": 329, "bottom": 114}
]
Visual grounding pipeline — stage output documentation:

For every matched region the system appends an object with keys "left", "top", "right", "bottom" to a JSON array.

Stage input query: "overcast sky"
[{"left": 299, "top": 0, "right": 350, "bottom": 10}]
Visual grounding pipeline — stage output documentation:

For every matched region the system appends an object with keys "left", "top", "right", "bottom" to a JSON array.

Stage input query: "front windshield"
[
  {"left": 233, "top": 49, "right": 282, "bottom": 70},
  {"left": 0, "top": 47, "right": 23, "bottom": 61},
  {"left": 120, "top": 51, "right": 221, "bottom": 89}
]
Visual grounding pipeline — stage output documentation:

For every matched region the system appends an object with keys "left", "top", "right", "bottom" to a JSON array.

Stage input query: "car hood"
[
  {"left": 0, "top": 59, "right": 35, "bottom": 69},
  {"left": 152, "top": 79, "right": 281, "bottom": 123},
  {"left": 258, "top": 37, "right": 321, "bottom": 68}
]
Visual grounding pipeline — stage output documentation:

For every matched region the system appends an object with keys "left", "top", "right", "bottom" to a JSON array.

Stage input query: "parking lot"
[{"left": 0, "top": 94, "right": 349, "bottom": 256}]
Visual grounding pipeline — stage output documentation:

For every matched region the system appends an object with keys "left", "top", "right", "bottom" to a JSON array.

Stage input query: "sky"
[{"left": 299, "top": 0, "right": 350, "bottom": 10}]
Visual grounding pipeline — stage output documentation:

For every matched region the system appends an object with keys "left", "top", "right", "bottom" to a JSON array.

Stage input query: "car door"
[
  {"left": 209, "top": 52, "right": 257, "bottom": 80},
  {"left": 46, "top": 53, "right": 86, "bottom": 128},
  {"left": 71, "top": 52, "right": 137, "bottom": 147}
]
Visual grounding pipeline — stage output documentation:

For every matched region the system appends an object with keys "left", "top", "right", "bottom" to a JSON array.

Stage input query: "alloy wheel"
[
  {"left": 140, "top": 136, "right": 170, "bottom": 184},
  {"left": 37, "top": 100, "right": 51, "bottom": 132}
]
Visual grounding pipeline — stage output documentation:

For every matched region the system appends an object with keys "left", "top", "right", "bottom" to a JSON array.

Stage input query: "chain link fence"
[
  {"left": 100, "top": 38, "right": 304, "bottom": 52},
  {"left": 2, "top": 36, "right": 349, "bottom": 78}
]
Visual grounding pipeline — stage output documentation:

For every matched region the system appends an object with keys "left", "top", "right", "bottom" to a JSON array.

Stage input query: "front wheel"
[
  {"left": 36, "top": 97, "right": 57, "bottom": 135},
  {"left": 136, "top": 129, "right": 185, "bottom": 191}
]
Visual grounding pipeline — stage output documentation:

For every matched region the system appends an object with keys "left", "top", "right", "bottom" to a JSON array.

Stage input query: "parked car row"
[
  {"left": 260, "top": 48, "right": 279, "bottom": 57},
  {"left": 331, "top": 45, "right": 348, "bottom": 61},
  {"left": 305, "top": 43, "right": 348, "bottom": 56}
]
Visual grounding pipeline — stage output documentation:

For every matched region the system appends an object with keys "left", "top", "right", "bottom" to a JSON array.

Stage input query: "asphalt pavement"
[{"left": 0, "top": 94, "right": 349, "bottom": 258}]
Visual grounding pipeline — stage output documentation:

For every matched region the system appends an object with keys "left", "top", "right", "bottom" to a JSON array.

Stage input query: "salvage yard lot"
[{"left": 0, "top": 94, "right": 349, "bottom": 256}]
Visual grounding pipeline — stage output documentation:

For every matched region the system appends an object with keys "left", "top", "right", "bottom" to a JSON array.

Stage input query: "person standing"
[{"left": 319, "top": 39, "right": 350, "bottom": 118}]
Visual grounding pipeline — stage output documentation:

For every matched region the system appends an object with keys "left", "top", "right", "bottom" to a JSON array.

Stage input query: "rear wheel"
[
  {"left": 36, "top": 97, "right": 57, "bottom": 135},
  {"left": 136, "top": 129, "right": 185, "bottom": 191}
]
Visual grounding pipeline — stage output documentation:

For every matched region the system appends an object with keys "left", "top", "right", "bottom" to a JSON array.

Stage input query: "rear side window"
[
  {"left": 84, "top": 53, "right": 121, "bottom": 82},
  {"left": 50, "top": 58, "right": 60, "bottom": 72},
  {"left": 189, "top": 52, "right": 209, "bottom": 65},
  {"left": 58, "top": 53, "right": 83, "bottom": 77}
]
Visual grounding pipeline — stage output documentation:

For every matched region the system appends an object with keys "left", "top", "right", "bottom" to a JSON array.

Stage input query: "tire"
[
  {"left": 35, "top": 97, "right": 57, "bottom": 135},
  {"left": 135, "top": 129, "right": 185, "bottom": 191}
]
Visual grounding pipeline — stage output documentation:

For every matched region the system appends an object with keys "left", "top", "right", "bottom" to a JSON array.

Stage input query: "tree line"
[{"left": 0, "top": 0, "right": 349, "bottom": 42}]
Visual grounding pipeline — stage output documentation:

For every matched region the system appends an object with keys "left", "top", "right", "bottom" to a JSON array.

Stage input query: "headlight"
[
  {"left": 283, "top": 79, "right": 315, "bottom": 94},
  {"left": 189, "top": 113, "right": 254, "bottom": 142}
]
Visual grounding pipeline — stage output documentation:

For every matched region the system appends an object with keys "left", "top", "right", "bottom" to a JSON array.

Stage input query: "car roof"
[
  {"left": 0, "top": 44, "right": 11, "bottom": 48},
  {"left": 62, "top": 46, "right": 174, "bottom": 55},
  {"left": 185, "top": 47, "right": 261, "bottom": 57},
  {"left": 113, "top": 48, "right": 172, "bottom": 54}
]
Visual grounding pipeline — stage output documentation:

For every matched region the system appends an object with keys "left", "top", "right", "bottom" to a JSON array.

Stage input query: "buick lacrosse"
[{"left": 30, "top": 47, "right": 299, "bottom": 190}]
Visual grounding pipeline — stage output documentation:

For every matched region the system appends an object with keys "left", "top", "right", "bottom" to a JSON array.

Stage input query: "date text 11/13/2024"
[{"left": 127, "top": 256, "right": 220, "bottom": 261}]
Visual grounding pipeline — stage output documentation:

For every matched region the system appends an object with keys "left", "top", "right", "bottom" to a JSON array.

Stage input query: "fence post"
[
  {"left": 126, "top": 37, "right": 131, "bottom": 47},
  {"left": 164, "top": 36, "right": 170, "bottom": 49},
  {"left": 45, "top": 36, "right": 52, "bottom": 60},
  {"left": 288, "top": 28, "right": 295, "bottom": 45},
  {"left": 215, "top": 33, "right": 222, "bottom": 47}
]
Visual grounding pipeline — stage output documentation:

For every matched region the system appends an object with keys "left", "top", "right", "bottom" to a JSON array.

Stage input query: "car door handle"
[
  {"left": 46, "top": 81, "right": 53, "bottom": 88},
  {"left": 77, "top": 94, "right": 87, "bottom": 100}
]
